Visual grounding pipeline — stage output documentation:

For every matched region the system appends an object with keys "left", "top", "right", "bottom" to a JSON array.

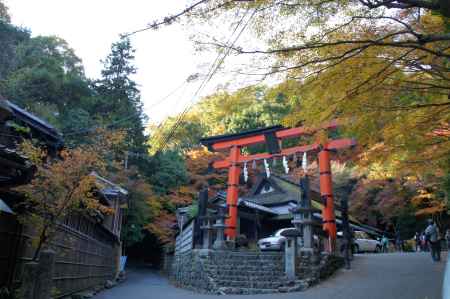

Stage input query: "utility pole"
[{"left": 341, "top": 197, "right": 351, "bottom": 269}]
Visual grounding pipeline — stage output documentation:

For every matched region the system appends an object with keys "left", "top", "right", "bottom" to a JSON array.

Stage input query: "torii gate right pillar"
[{"left": 318, "top": 147, "right": 337, "bottom": 252}]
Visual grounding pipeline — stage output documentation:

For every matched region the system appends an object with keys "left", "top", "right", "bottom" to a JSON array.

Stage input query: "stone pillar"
[
  {"left": 201, "top": 217, "right": 214, "bottom": 250},
  {"left": 197, "top": 189, "right": 208, "bottom": 248},
  {"left": 115, "top": 241, "right": 122, "bottom": 278},
  {"left": 281, "top": 228, "right": 301, "bottom": 280},
  {"left": 300, "top": 176, "right": 313, "bottom": 251},
  {"left": 285, "top": 238, "right": 297, "bottom": 280},
  {"left": 340, "top": 198, "right": 351, "bottom": 269}
]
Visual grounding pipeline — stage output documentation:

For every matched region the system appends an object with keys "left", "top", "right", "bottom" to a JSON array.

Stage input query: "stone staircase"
[{"left": 200, "top": 251, "right": 308, "bottom": 295}]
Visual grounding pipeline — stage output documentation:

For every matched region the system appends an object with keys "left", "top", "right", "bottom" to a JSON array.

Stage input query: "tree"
[
  {"left": 148, "top": 116, "right": 206, "bottom": 154},
  {"left": 149, "top": 84, "right": 294, "bottom": 153},
  {"left": 0, "top": 21, "right": 29, "bottom": 81},
  {"left": 93, "top": 37, "right": 147, "bottom": 152},
  {"left": 14, "top": 139, "right": 116, "bottom": 260},
  {"left": 349, "top": 178, "right": 413, "bottom": 228},
  {"left": 112, "top": 166, "right": 153, "bottom": 247},
  {"left": 140, "top": 0, "right": 449, "bottom": 177},
  {"left": 135, "top": 0, "right": 449, "bottom": 92},
  {"left": 144, "top": 150, "right": 188, "bottom": 194},
  {"left": 1, "top": 35, "right": 92, "bottom": 130},
  {"left": 144, "top": 147, "right": 227, "bottom": 243},
  {"left": 0, "top": 0, "right": 10, "bottom": 23}
]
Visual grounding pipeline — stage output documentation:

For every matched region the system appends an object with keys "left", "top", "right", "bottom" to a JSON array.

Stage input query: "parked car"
[
  {"left": 257, "top": 228, "right": 319, "bottom": 251},
  {"left": 353, "top": 231, "right": 382, "bottom": 253},
  {"left": 257, "top": 228, "right": 290, "bottom": 251}
]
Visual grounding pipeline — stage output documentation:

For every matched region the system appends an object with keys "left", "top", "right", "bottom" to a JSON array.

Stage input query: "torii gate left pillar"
[{"left": 226, "top": 146, "right": 241, "bottom": 238}]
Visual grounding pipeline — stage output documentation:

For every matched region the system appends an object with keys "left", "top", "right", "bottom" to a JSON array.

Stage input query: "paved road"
[{"left": 95, "top": 252, "right": 447, "bottom": 299}]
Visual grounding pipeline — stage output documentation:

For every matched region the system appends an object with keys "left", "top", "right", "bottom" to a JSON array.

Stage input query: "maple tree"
[
  {"left": 14, "top": 130, "right": 125, "bottom": 260},
  {"left": 144, "top": 147, "right": 227, "bottom": 243},
  {"left": 142, "top": 0, "right": 449, "bottom": 176}
]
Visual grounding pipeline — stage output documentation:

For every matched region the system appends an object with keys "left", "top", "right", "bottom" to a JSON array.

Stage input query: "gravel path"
[{"left": 94, "top": 252, "right": 447, "bottom": 299}]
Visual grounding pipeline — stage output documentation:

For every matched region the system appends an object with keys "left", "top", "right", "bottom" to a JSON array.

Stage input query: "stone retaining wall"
[
  {"left": 169, "top": 250, "right": 219, "bottom": 293},
  {"left": 167, "top": 249, "right": 344, "bottom": 295}
]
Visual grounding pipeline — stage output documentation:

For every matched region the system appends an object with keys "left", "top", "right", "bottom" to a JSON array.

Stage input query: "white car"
[
  {"left": 353, "top": 231, "right": 382, "bottom": 253},
  {"left": 257, "top": 228, "right": 290, "bottom": 251},
  {"left": 257, "top": 228, "right": 319, "bottom": 251}
]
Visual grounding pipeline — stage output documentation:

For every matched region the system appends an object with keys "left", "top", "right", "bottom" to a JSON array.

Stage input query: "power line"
[
  {"left": 156, "top": 9, "right": 257, "bottom": 153},
  {"left": 122, "top": 0, "right": 209, "bottom": 37},
  {"left": 143, "top": 80, "right": 187, "bottom": 111},
  {"left": 157, "top": 9, "right": 254, "bottom": 152}
]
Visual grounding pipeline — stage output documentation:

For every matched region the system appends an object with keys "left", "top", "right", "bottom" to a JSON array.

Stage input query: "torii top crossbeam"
[{"left": 200, "top": 120, "right": 356, "bottom": 252}]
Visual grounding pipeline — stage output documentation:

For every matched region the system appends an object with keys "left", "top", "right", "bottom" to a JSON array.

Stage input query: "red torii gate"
[{"left": 200, "top": 120, "right": 356, "bottom": 252}]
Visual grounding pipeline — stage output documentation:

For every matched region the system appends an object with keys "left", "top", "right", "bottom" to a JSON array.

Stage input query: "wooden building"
[
  {"left": 173, "top": 172, "right": 382, "bottom": 255},
  {"left": 0, "top": 99, "right": 127, "bottom": 297},
  {"left": 211, "top": 173, "right": 383, "bottom": 244}
]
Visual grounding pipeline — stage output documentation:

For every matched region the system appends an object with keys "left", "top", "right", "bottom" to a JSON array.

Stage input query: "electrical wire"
[{"left": 156, "top": 9, "right": 256, "bottom": 153}]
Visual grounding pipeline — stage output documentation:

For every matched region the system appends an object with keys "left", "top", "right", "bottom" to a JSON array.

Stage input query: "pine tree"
[{"left": 94, "top": 37, "right": 147, "bottom": 152}]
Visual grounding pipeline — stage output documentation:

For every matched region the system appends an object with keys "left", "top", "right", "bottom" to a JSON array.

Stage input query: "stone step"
[
  {"left": 207, "top": 270, "right": 285, "bottom": 277},
  {"left": 208, "top": 257, "right": 284, "bottom": 263},
  {"left": 204, "top": 265, "right": 284, "bottom": 272},
  {"left": 210, "top": 275, "right": 287, "bottom": 282},
  {"left": 204, "top": 261, "right": 284, "bottom": 267},
  {"left": 206, "top": 253, "right": 283, "bottom": 260},
  {"left": 204, "top": 262, "right": 284, "bottom": 271},
  {"left": 208, "top": 256, "right": 283, "bottom": 261},
  {"left": 214, "top": 279, "right": 286, "bottom": 289},
  {"left": 216, "top": 283, "right": 308, "bottom": 295},
  {"left": 206, "top": 269, "right": 284, "bottom": 275},
  {"left": 217, "top": 287, "right": 285, "bottom": 295},
  {"left": 209, "top": 251, "right": 284, "bottom": 257}
]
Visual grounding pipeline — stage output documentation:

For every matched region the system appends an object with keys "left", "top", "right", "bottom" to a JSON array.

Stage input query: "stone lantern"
[
  {"left": 290, "top": 175, "right": 321, "bottom": 252},
  {"left": 213, "top": 206, "right": 228, "bottom": 250}
]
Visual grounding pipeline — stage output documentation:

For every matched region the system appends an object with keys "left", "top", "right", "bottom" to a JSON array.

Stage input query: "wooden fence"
[
  {"left": 0, "top": 213, "right": 119, "bottom": 298},
  {"left": 175, "top": 220, "right": 194, "bottom": 255}
]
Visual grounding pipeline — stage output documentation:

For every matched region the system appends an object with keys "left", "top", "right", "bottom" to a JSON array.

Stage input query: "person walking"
[
  {"left": 421, "top": 232, "right": 428, "bottom": 251},
  {"left": 381, "top": 235, "right": 389, "bottom": 253},
  {"left": 414, "top": 232, "right": 421, "bottom": 252},
  {"left": 425, "top": 219, "right": 441, "bottom": 262},
  {"left": 445, "top": 229, "right": 450, "bottom": 251},
  {"left": 395, "top": 231, "right": 403, "bottom": 252}
]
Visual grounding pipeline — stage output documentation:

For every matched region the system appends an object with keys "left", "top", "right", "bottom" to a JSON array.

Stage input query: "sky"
[{"left": 5, "top": 0, "right": 224, "bottom": 124}]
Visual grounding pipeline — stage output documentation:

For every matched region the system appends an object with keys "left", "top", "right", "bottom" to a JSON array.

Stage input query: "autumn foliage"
[
  {"left": 145, "top": 147, "right": 227, "bottom": 243},
  {"left": 15, "top": 130, "right": 124, "bottom": 260}
]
